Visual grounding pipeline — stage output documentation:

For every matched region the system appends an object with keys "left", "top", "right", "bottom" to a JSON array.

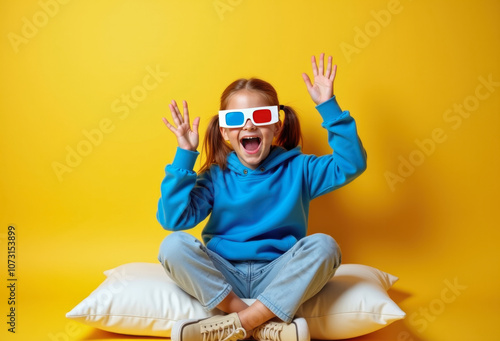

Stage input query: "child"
[{"left": 157, "top": 54, "right": 367, "bottom": 341}]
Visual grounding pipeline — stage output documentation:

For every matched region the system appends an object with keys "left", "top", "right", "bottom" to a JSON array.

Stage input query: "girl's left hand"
[{"left": 302, "top": 53, "right": 337, "bottom": 105}]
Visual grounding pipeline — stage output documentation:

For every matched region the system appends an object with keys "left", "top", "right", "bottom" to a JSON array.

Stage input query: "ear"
[
  {"left": 273, "top": 120, "right": 283, "bottom": 137},
  {"left": 219, "top": 126, "right": 229, "bottom": 141}
]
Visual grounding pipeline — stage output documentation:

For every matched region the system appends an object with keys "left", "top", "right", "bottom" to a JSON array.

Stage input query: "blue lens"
[{"left": 225, "top": 111, "right": 244, "bottom": 126}]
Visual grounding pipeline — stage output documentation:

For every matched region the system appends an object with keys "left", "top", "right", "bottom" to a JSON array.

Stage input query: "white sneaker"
[
  {"left": 171, "top": 313, "right": 247, "bottom": 341},
  {"left": 252, "top": 317, "right": 310, "bottom": 341}
]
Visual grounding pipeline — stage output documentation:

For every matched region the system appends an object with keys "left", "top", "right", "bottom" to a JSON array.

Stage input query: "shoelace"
[
  {"left": 202, "top": 324, "right": 247, "bottom": 341},
  {"left": 252, "top": 323, "right": 283, "bottom": 341}
]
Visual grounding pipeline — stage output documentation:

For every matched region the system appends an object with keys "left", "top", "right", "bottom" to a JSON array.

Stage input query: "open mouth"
[{"left": 240, "top": 136, "right": 261, "bottom": 153}]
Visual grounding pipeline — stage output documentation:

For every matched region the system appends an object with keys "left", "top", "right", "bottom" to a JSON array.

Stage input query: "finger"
[
  {"left": 311, "top": 55, "right": 318, "bottom": 76},
  {"left": 329, "top": 64, "right": 338, "bottom": 82},
  {"left": 325, "top": 55, "right": 333, "bottom": 78},
  {"left": 162, "top": 117, "right": 177, "bottom": 134},
  {"left": 169, "top": 101, "right": 182, "bottom": 127},
  {"left": 192, "top": 116, "right": 200, "bottom": 135},
  {"left": 302, "top": 73, "right": 313, "bottom": 91},
  {"left": 168, "top": 102, "right": 178, "bottom": 121},
  {"left": 172, "top": 100, "right": 182, "bottom": 117},
  {"left": 182, "top": 100, "right": 190, "bottom": 125},
  {"left": 318, "top": 53, "right": 325, "bottom": 76}
]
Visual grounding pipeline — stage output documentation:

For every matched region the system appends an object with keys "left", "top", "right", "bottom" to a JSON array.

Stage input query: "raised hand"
[
  {"left": 302, "top": 53, "right": 337, "bottom": 105},
  {"left": 162, "top": 100, "right": 200, "bottom": 151}
]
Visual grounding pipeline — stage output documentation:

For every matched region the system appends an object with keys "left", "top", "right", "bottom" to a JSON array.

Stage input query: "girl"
[{"left": 157, "top": 54, "right": 367, "bottom": 341}]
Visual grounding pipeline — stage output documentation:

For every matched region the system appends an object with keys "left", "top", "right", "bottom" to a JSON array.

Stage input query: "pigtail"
[
  {"left": 276, "top": 105, "right": 303, "bottom": 150},
  {"left": 199, "top": 114, "right": 232, "bottom": 173}
]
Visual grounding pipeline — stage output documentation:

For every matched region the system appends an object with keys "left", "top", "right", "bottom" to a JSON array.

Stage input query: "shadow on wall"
[{"left": 304, "top": 96, "right": 444, "bottom": 265}]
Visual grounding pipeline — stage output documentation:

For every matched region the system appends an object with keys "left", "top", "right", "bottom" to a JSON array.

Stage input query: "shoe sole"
[
  {"left": 171, "top": 318, "right": 203, "bottom": 341},
  {"left": 293, "top": 317, "right": 310, "bottom": 341}
]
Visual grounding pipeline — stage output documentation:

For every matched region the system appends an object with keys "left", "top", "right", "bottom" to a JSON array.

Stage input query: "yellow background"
[{"left": 1, "top": 0, "right": 499, "bottom": 340}]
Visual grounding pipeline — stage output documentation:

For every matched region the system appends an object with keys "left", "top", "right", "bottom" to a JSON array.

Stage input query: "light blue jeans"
[{"left": 158, "top": 232, "right": 341, "bottom": 323}]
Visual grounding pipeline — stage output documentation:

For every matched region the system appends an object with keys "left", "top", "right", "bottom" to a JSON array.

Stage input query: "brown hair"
[{"left": 199, "top": 78, "right": 302, "bottom": 173}]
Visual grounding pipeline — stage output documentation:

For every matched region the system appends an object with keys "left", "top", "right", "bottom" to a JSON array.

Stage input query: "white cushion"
[{"left": 66, "top": 262, "right": 405, "bottom": 339}]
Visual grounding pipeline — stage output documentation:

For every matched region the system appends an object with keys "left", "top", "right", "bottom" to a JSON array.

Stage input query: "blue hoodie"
[{"left": 157, "top": 96, "right": 367, "bottom": 261}]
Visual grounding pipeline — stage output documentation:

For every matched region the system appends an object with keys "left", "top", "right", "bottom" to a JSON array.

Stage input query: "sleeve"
[
  {"left": 304, "top": 96, "right": 367, "bottom": 199},
  {"left": 156, "top": 147, "right": 214, "bottom": 230}
]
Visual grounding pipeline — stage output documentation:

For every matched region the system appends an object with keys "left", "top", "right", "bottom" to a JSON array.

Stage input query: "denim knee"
[
  {"left": 158, "top": 232, "right": 195, "bottom": 272},
  {"left": 301, "top": 233, "right": 342, "bottom": 270}
]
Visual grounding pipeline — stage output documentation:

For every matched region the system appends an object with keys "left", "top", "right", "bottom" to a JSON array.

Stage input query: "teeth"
[{"left": 240, "top": 137, "right": 261, "bottom": 151}]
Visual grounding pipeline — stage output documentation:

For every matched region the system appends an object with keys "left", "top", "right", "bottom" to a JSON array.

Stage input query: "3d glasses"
[{"left": 219, "top": 105, "right": 280, "bottom": 128}]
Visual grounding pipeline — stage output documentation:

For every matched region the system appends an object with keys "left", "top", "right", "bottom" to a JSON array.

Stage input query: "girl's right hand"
[{"left": 162, "top": 100, "right": 200, "bottom": 151}]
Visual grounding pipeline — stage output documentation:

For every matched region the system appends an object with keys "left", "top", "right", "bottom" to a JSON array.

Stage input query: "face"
[{"left": 220, "top": 90, "right": 282, "bottom": 170}]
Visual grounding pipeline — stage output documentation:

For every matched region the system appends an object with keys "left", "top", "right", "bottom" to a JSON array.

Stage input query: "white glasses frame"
[{"left": 218, "top": 105, "right": 280, "bottom": 128}]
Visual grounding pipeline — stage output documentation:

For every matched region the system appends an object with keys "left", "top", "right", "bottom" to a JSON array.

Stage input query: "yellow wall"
[{"left": 1, "top": 1, "right": 499, "bottom": 340}]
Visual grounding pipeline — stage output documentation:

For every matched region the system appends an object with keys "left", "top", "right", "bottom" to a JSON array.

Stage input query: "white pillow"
[{"left": 66, "top": 262, "right": 405, "bottom": 340}]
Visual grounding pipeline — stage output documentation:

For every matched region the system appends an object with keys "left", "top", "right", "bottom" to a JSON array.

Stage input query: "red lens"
[{"left": 252, "top": 109, "right": 272, "bottom": 124}]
